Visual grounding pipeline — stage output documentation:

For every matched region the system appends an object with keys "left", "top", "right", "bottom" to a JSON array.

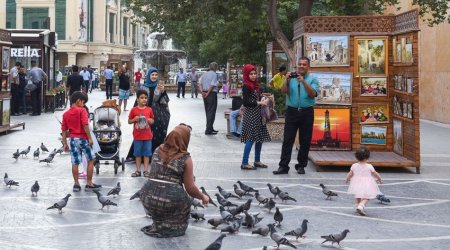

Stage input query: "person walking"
[
  {"left": 28, "top": 61, "right": 48, "bottom": 116},
  {"left": 346, "top": 146, "right": 383, "bottom": 216},
  {"left": 66, "top": 65, "right": 84, "bottom": 105},
  {"left": 118, "top": 67, "right": 131, "bottom": 111},
  {"left": 10, "top": 62, "right": 21, "bottom": 116},
  {"left": 240, "top": 64, "right": 271, "bottom": 170},
  {"left": 273, "top": 57, "right": 319, "bottom": 175},
  {"left": 79, "top": 67, "right": 91, "bottom": 94},
  {"left": 56, "top": 69, "right": 63, "bottom": 86},
  {"left": 140, "top": 124, "right": 209, "bottom": 238},
  {"left": 200, "top": 62, "right": 219, "bottom": 135},
  {"left": 187, "top": 68, "right": 199, "bottom": 98},
  {"left": 175, "top": 68, "right": 187, "bottom": 98},
  {"left": 103, "top": 66, "right": 114, "bottom": 100},
  {"left": 134, "top": 68, "right": 142, "bottom": 89}
]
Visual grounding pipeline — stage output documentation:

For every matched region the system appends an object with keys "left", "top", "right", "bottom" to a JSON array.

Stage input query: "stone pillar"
[
  {"left": 49, "top": 6, "right": 55, "bottom": 31},
  {"left": 67, "top": 52, "right": 77, "bottom": 66},
  {"left": 0, "top": 0, "right": 5, "bottom": 28},
  {"left": 16, "top": 7, "right": 23, "bottom": 29}
]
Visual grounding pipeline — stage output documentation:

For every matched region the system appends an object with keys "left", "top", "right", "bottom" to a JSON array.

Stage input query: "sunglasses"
[{"left": 179, "top": 123, "right": 192, "bottom": 131}]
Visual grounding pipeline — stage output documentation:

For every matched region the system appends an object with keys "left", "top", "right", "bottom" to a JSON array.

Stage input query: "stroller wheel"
[
  {"left": 114, "top": 162, "right": 118, "bottom": 174},
  {"left": 121, "top": 157, "right": 125, "bottom": 171}
]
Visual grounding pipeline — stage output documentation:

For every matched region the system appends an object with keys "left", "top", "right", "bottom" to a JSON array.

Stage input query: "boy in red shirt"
[
  {"left": 128, "top": 89, "right": 154, "bottom": 177},
  {"left": 62, "top": 91, "right": 102, "bottom": 192}
]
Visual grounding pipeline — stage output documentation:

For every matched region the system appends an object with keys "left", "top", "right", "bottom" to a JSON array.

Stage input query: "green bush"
[{"left": 261, "top": 83, "right": 286, "bottom": 116}]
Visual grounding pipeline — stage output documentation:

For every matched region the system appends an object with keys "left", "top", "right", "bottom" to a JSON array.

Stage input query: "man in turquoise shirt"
[{"left": 273, "top": 57, "right": 319, "bottom": 175}]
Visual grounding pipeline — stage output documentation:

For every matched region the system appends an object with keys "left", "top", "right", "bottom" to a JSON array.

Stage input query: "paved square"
[{"left": 1, "top": 90, "right": 450, "bottom": 250}]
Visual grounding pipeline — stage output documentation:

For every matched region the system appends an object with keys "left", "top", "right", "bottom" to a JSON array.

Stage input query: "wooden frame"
[
  {"left": 312, "top": 72, "right": 352, "bottom": 105},
  {"left": 393, "top": 35, "right": 414, "bottom": 65},
  {"left": 311, "top": 107, "right": 351, "bottom": 151},
  {"left": 361, "top": 125, "right": 387, "bottom": 145},
  {"left": 2, "top": 47, "right": 10, "bottom": 72},
  {"left": 354, "top": 37, "right": 388, "bottom": 76},
  {"left": 360, "top": 77, "right": 387, "bottom": 97},
  {"left": 304, "top": 35, "right": 349, "bottom": 67},
  {"left": 358, "top": 103, "right": 389, "bottom": 124},
  {"left": 393, "top": 119, "right": 403, "bottom": 155}
]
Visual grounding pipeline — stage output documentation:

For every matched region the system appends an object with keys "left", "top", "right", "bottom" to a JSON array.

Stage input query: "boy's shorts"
[
  {"left": 69, "top": 138, "right": 94, "bottom": 165},
  {"left": 134, "top": 140, "right": 152, "bottom": 157}
]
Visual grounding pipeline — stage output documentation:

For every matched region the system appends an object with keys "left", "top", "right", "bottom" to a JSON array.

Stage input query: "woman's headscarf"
[
  {"left": 158, "top": 125, "right": 191, "bottom": 166},
  {"left": 243, "top": 64, "right": 259, "bottom": 92},
  {"left": 145, "top": 67, "right": 158, "bottom": 88}
]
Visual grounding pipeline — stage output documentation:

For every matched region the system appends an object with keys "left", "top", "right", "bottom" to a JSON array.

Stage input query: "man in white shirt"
[{"left": 79, "top": 67, "right": 91, "bottom": 94}]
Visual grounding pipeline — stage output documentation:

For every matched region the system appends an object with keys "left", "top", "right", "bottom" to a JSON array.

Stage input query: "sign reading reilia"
[{"left": 11, "top": 46, "right": 41, "bottom": 58}]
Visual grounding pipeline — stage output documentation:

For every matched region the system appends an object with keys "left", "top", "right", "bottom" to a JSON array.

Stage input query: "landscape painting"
[
  {"left": 361, "top": 125, "right": 387, "bottom": 145},
  {"left": 393, "top": 119, "right": 403, "bottom": 155},
  {"left": 312, "top": 72, "right": 352, "bottom": 105},
  {"left": 311, "top": 107, "right": 351, "bottom": 151},
  {"left": 355, "top": 37, "right": 387, "bottom": 76},
  {"left": 304, "top": 35, "right": 349, "bottom": 67}
]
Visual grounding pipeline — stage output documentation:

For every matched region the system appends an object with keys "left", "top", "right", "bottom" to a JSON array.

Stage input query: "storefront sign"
[{"left": 11, "top": 46, "right": 41, "bottom": 58}]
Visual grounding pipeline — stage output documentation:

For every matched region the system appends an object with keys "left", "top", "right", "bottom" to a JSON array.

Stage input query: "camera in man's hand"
[{"left": 290, "top": 72, "right": 298, "bottom": 78}]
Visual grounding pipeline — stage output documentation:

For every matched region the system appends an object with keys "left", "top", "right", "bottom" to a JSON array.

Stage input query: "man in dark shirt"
[{"left": 66, "top": 65, "right": 84, "bottom": 104}]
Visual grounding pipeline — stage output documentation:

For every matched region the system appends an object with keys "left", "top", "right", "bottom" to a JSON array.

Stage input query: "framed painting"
[
  {"left": 358, "top": 103, "right": 389, "bottom": 124},
  {"left": 355, "top": 37, "right": 388, "bottom": 76},
  {"left": 311, "top": 72, "right": 352, "bottom": 105},
  {"left": 311, "top": 107, "right": 351, "bottom": 151},
  {"left": 2, "top": 97, "right": 11, "bottom": 126},
  {"left": 304, "top": 35, "right": 349, "bottom": 67},
  {"left": 2, "top": 47, "right": 10, "bottom": 72},
  {"left": 295, "top": 37, "right": 303, "bottom": 67},
  {"left": 360, "top": 77, "right": 387, "bottom": 97},
  {"left": 393, "top": 119, "right": 403, "bottom": 155},
  {"left": 393, "top": 35, "right": 413, "bottom": 65},
  {"left": 361, "top": 125, "right": 387, "bottom": 145}
]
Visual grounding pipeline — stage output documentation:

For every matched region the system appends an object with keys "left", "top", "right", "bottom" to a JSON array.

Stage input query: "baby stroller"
[{"left": 93, "top": 106, "right": 124, "bottom": 174}]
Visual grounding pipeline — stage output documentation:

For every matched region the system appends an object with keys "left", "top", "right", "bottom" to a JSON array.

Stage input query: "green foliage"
[{"left": 261, "top": 82, "right": 287, "bottom": 116}]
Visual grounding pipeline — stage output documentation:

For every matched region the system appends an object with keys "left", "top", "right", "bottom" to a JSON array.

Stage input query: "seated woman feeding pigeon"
[{"left": 139, "top": 124, "right": 209, "bottom": 237}]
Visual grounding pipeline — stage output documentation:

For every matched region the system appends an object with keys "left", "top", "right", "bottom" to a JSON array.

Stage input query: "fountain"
[{"left": 135, "top": 32, "right": 186, "bottom": 82}]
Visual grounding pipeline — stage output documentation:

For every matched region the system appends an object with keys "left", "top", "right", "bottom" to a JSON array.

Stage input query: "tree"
[{"left": 268, "top": 0, "right": 450, "bottom": 68}]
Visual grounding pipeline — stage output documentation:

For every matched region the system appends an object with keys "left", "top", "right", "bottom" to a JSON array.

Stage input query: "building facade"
[{"left": 1, "top": 0, "right": 150, "bottom": 71}]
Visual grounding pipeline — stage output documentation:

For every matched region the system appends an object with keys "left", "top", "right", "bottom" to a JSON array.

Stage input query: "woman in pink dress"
[{"left": 346, "top": 146, "right": 383, "bottom": 216}]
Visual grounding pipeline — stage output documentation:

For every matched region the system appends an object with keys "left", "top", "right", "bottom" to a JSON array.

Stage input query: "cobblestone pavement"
[{"left": 1, "top": 90, "right": 450, "bottom": 250}]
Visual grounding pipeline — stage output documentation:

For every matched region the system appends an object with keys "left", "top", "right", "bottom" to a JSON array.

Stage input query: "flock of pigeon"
[{"left": 12, "top": 142, "right": 63, "bottom": 164}]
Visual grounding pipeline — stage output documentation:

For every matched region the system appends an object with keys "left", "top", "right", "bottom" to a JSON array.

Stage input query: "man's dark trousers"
[
  {"left": 177, "top": 81, "right": 186, "bottom": 97},
  {"left": 105, "top": 79, "right": 113, "bottom": 99},
  {"left": 31, "top": 82, "right": 42, "bottom": 115},
  {"left": 279, "top": 106, "right": 314, "bottom": 171},
  {"left": 203, "top": 91, "right": 217, "bottom": 133}
]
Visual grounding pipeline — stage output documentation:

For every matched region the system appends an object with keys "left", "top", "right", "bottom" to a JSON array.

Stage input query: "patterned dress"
[
  {"left": 151, "top": 90, "right": 170, "bottom": 152},
  {"left": 140, "top": 148, "right": 191, "bottom": 238},
  {"left": 241, "top": 86, "right": 271, "bottom": 143}
]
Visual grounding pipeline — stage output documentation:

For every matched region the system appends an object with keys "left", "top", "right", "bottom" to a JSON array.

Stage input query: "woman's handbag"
[{"left": 261, "top": 95, "right": 278, "bottom": 124}]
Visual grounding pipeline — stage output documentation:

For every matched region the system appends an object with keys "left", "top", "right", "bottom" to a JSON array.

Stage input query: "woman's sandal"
[
  {"left": 131, "top": 171, "right": 141, "bottom": 177},
  {"left": 254, "top": 162, "right": 268, "bottom": 168},
  {"left": 143, "top": 171, "right": 150, "bottom": 178},
  {"left": 241, "top": 164, "right": 257, "bottom": 170}
]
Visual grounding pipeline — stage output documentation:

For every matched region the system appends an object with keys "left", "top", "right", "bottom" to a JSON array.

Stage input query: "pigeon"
[
  {"left": 321, "top": 229, "right": 350, "bottom": 247},
  {"left": 252, "top": 225, "right": 270, "bottom": 236},
  {"left": 219, "top": 206, "right": 234, "bottom": 222},
  {"left": 243, "top": 211, "right": 261, "bottom": 228},
  {"left": 191, "top": 211, "right": 206, "bottom": 221},
  {"left": 20, "top": 146, "right": 31, "bottom": 157},
  {"left": 130, "top": 190, "right": 141, "bottom": 200},
  {"left": 274, "top": 207, "right": 283, "bottom": 227},
  {"left": 40, "top": 143, "right": 49, "bottom": 152},
  {"left": 255, "top": 191, "right": 269, "bottom": 205},
  {"left": 215, "top": 193, "right": 238, "bottom": 207},
  {"left": 33, "top": 148, "right": 40, "bottom": 159},
  {"left": 4, "top": 173, "right": 19, "bottom": 187},
  {"left": 107, "top": 182, "right": 121, "bottom": 197},
  {"left": 241, "top": 198, "right": 253, "bottom": 212},
  {"left": 220, "top": 218, "right": 242, "bottom": 234},
  {"left": 48, "top": 149, "right": 57, "bottom": 158},
  {"left": 39, "top": 155, "right": 54, "bottom": 165},
  {"left": 264, "top": 198, "right": 276, "bottom": 213},
  {"left": 268, "top": 224, "right": 297, "bottom": 249},
  {"left": 93, "top": 190, "right": 118, "bottom": 210},
  {"left": 200, "top": 187, "right": 218, "bottom": 207},
  {"left": 237, "top": 180, "right": 257, "bottom": 194},
  {"left": 191, "top": 198, "right": 205, "bottom": 209},
  {"left": 267, "top": 183, "right": 281, "bottom": 198},
  {"left": 285, "top": 219, "right": 308, "bottom": 240},
  {"left": 320, "top": 183, "right": 338, "bottom": 200},
  {"left": 227, "top": 205, "right": 244, "bottom": 217},
  {"left": 12, "top": 149, "right": 20, "bottom": 160},
  {"left": 31, "top": 181, "right": 40, "bottom": 196},
  {"left": 217, "top": 186, "right": 239, "bottom": 199},
  {"left": 278, "top": 191, "right": 297, "bottom": 203},
  {"left": 47, "top": 194, "right": 71, "bottom": 213},
  {"left": 376, "top": 194, "right": 391, "bottom": 204},
  {"left": 55, "top": 147, "right": 64, "bottom": 155},
  {"left": 233, "top": 184, "right": 253, "bottom": 198},
  {"left": 204, "top": 234, "right": 226, "bottom": 250},
  {"left": 208, "top": 218, "right": 225, "bottom": 228}
]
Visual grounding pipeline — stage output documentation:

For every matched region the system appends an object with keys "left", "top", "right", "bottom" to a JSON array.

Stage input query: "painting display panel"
[
  {"left": 393, "top": 119, "right": 403, "bottom": 155},
  {"left": 311, "top": 107, "right": 351, "bottom": 151},
  {"left": 361, "top": 125, "right": 387, "bottom": 145},
  {"left": 2, "top": 98, "right": 10, "bottom": 126},
  {"left": 2, "top": 47, "right": 10, "bottom": 72},
  {"left": 358, "top": 103, "right": 389, "bottom": 124},
  {"left": 304, "top": 35, "right": 349, "bottom": 67},
  {"left": 312, "top": 72, "right": 352, "bottom": 105},
  {"left": 360, "top": 77, "right": 387, "bottom": 96},
  {"left": 393, "top": 35, "right": 413, "bottom": 64},
  {"left": 355, "top": 37, "right": 387, "bottom": 76}
]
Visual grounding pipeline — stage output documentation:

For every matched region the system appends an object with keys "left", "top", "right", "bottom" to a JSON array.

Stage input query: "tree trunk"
[{"left": 298, "top": 0, "right": 314, "bottom": 18}]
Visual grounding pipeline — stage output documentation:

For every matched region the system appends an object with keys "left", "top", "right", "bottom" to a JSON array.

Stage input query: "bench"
[{"left": 224, "top": 109, "right": 242, "bottom": 135}]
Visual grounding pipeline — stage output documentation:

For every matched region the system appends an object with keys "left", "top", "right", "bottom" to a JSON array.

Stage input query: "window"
[
  {"left": 55, "top": 0, "right": 66, "bottom": 40},
  {"left": 123, "top": 17, "right": 128, "bottom": 45},
  {"left": 6, "top": 0, "right": 16, "bottom": 29},
  {"left": 109, "top": 13, "right": 115, "bottom": 43},
  {"left": 23, "top": 8, "right": 49, "bottom": 29}
]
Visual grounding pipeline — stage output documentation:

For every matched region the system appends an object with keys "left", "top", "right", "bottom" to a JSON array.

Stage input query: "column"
[
  {"left": 0, "top": 0, "right": 5, "bottom": 28},
  {"left": 67, "top": 52, "right": 77, "bottom": 66},
  {"left": 49, "top": 6, "right": 55, "bottom": 31},
  {"left": 16, "top": 7, "right": 23, "bottom": 29}
]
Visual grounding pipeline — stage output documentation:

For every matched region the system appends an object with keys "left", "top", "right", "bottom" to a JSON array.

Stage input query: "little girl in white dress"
[{"left": 346, "top": 146, "right": 382, "bottom": 216}]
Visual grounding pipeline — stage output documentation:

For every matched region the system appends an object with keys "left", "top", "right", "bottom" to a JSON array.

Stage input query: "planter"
[{"left": 266, "top": 117, "right": 285, "bottom": 141}]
